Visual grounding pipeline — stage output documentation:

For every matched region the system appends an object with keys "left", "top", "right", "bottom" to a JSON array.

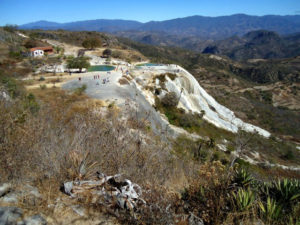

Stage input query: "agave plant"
[
  {"left": 233, "top": 168, "right": 253, "bottom": 187},
  {"left": 259, "top": 179, "right": 300, "bottom": 224},
  {"left": 67, "top": 150, "right": 99, "bottom": 180},
  {"left": 273, "top": 179, "right": 300, "bottom": 202},
  {"left": 261, "top": 179, "right": 300, "bottom": 202},
  {"left": 258, "top": 197, "right": 282, "bottom": 221},
  {"left": 232, "top": 188, "right": 255, "bottom": 211}
]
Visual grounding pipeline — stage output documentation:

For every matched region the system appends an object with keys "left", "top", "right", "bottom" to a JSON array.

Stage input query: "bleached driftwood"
[{"left": 64, "top": 173, "right": 145, "bottom": 210}]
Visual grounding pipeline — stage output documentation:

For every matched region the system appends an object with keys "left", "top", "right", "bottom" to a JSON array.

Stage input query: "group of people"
[
  {"left": 77, "top": 74, "right": 110, "bottom": 85},
  {"left": 77, "top": 65, "right": 129, "bottom": 86},
  {"left": 95, "top": 77, "right": 110, "bottom": 85},
  {"left": 120, "top": 67, "right": 129, "bottom": 76}
]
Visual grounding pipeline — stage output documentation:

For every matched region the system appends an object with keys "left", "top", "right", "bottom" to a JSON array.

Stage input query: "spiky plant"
[
  {"left": 232, "top": 188, "right": 255, "bottom": 211},
  {"left": 261, "top": 179, "right": 300, "bottom": 207},
  {"left": 259, "top": 179, "right": 300, "bottom": 224},
  {"left": 67, "top": 150, "right": 99, "bottom": 180},
  {"left": 273, "top": 179, "right": 300, "bottom": 202},
  {"left": 258, "top": 197, "right": 282, "bottom": 222},
  {"left": 233, "top": 168, "right": 253, "bottom": 188}
]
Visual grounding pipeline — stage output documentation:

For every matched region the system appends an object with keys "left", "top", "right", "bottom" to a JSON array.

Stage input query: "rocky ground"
[{"left": 0, "top": 182, "right": 119, "bottom": 225}]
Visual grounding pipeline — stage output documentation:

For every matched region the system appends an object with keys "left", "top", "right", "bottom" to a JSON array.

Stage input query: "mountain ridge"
[{"left": 19, "top": 14, "right": 300, "bottom": 40}]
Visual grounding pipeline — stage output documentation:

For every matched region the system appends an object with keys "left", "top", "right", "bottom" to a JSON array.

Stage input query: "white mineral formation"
[{"left": 138, "top": 64, "right": 270, "bottom": 137}]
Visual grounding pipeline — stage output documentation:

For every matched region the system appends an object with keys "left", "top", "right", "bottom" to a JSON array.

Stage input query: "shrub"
[
  {"left": 118, "top": 77, "right": 130, "bottom": 85},
  {"left": 260, "top": 90, "right": 273, "bottom": 104},
  {"left": 74, "top": 84, "right": 87, "bottom": 95},
  {"left": 111, "top": 50, "right": 123, "bottom": 58},
  {"left": 179, "top": 112, "right": 201, "bottom": 128},
  {"left": 38, "top": 76, "right": 45, "bottom": 81},
  {"left": 281, "top": 149, "right": 294, "bottom": 160},
  {"left": 165, "top": 73, "right": 177, "bottom": 80},
  {"left": 108, "top": 102, "right": 115, "bottom": 108},
  {"left": 161, "top": 92, "right": 178, "bottom": 107},
  {"left": 103, "top": 48, "right": 112, "bottom": 57},
  {"left": 154, "top": 74, "right": 167, "bottom": 83},
  {"left": 67, "top": 56, "right": 90, "bottom": 72},
  {"left": 212, "top": 151, "right": 221, "bottom": 161},
  {"left": 200, "top": 110, "right": 206, "bottom": 118},
  {"left": 23, "top": 39, "right": 40, "bottom": 49},
  {"left": 247, "top": 112, "right": 256, "bottom": 120},
  {"left": 39, "top": 84, "right": 46, "bottom": 90},
  {"left": 9, "top": 50, "right": 23, "bottom": 60},
  {"left": 181, "top": 161, "right": 232, "bottom": 224},
  {"left": 24, "top": 93, "right": 40, "bottom": 114},
  {"left": 3, "top": 24, "right": 18, "bottom": 33},
  {"left": 1, "top": 76, "right": 23, "bottom": 98},
  {"left": 82, "top": 37, "right": 102, "bottom": 49}
]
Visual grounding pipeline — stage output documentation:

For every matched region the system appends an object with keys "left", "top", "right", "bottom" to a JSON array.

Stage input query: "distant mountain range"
[
  {"left": 20, "top": 14, "right": 300, "bottom": 40},
  {"left": 115, "top": 29, "right": 300, "bottom": 61},
  {"left": 209, "top": 30, "right": 300, "bottom": 60},
  {"left": 20, "top": 19, "right": 142, "bottom": 33}
]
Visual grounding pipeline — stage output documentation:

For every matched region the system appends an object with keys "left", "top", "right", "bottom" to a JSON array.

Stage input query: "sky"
[{"left": 0, "top": 0, "right": 300, "bottom": 26}]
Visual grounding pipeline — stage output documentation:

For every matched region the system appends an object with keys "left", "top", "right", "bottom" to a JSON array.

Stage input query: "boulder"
[
  {"left": 18, "top": 214, "right": 47, "bottom": 225},
  {"left": 0, "top": 183, "right": 12, "bottom": 197},
  {"left": 0, "top": 192, "right": 19, "bottom": 204},
  {"left": 188, "top": 213, "right": 204, "bottom": 225},
  {"left": 0, "top": 206, "right": 23, "bottom": 225}
]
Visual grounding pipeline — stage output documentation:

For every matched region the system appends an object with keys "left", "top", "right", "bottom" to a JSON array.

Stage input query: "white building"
[
  {"left": 30, "top": 49, "right": 44, "bottom": 57},
  {"left": 29, "top": 46, "right": 53, "bottom": 57}
]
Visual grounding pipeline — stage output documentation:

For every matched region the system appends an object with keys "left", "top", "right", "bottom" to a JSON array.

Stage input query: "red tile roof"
[{"left": 30, "top": 46, "right": 53, "bottom": 52}]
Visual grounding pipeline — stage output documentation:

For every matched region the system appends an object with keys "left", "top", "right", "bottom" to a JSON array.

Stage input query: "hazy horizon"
[
  {"left": 12, "top": 13, "right": 300, "bottom": 26},
  {"left": 1, "top": 0, "right": 299, "bottom": 26}
]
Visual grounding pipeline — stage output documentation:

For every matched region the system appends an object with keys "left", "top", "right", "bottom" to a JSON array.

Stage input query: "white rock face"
[
  {"left": 138, "top": 64, "right": 270, "bottom": 138},
  {"left": 0, "top": 91, "right": 11, "bottom": 101},
  {"left": 0, "top": 183, "right": 11, "bottom": 197},
  {"left": 17, "top": 32, "right": 28, "bottom": 38},
  {"left": 62, "top": 62, "right": 270, "bottom": 138}
]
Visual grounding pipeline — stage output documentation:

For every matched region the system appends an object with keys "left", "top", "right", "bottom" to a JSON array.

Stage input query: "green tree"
[
  {"left": 23, "top": 39, "right": 39, "bottom": 49},
  {"left": 82, "top": 39, "right": 92, "bottom": 49},
  {"left": 82, "top": 37, "right": 102, "bottom": 50},
  {"left": 67, "top": 56, "right": 90, "bottom": 72},
  {"left": 3, "top": 24, "right": 18, "bottom": 33},
  {"left": 103, "top": 48, "right": 112, "bottom": 57},
  {"left": 54, "top": 46, "right": 64, "bottom": 54}
]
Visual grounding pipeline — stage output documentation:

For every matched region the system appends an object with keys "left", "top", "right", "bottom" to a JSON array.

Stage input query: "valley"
[{"left": 0, "top": 24, "right": 300, "bottom": 225}]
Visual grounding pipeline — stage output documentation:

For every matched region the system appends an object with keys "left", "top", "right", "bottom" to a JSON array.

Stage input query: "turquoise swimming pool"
[
  {"left": 136, "top": 63, "right": 163, "bottom": 67},
  {"left": 88, "top": 65, "right": 115, "bottom": 72}
]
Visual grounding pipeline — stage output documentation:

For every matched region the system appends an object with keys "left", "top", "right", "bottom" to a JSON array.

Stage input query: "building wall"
[{"left": 31, "top": 50, "right": 44, "bottom": 57}]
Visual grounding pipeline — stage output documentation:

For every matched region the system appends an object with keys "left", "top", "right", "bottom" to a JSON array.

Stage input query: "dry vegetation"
[
  {"left": 0, "top": 29, "right": 300, "bottom": 225},
  {"left": 1, "top": 76, "right": 299, "bottom": 224}
]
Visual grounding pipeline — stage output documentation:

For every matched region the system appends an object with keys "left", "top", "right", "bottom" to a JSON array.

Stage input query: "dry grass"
[
  {"left": 111, "top": 49, "right": 146, "bottom": 63},
  {"left": 0, "top": 86, "right": 176, "bottom": 186},
  {"left": 1, "top": 77, "right": 206, "bottom": 224},
  {"left": 118, "top": 77, "right": 130, "bottom": 85}
]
